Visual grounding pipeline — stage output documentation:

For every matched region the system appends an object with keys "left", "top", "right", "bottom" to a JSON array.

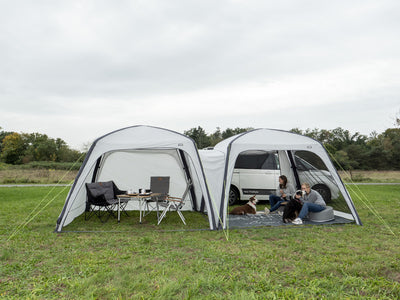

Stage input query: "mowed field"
[
  {"left": 1, "top": 169, "right": 400, "bottom": 184},
  {"left": 0, "top": 169, "right": 77, "bottom": 184},
  {"left": 0, "top": 182, "right": 400, "bottom": 299}
]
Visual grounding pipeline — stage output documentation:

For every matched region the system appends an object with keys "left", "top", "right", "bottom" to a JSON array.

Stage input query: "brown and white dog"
[{"left": 229, "top": 195, "right": 258, "bottom": 215}]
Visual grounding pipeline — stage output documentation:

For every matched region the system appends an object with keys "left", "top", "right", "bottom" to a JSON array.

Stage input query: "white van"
[{"left": 229, "top": 150, "right": 339, "bottom": 205}]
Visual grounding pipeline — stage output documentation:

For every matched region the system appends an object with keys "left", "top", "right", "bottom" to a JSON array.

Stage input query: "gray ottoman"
[{"left": 309, "top": 206, "right": 334, "bottom": 222}]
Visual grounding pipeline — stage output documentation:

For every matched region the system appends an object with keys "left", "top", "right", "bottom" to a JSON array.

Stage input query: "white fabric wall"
[
  {"left": 97, "top": 150, "right": 191, "bottom": 210},
  {"left": 184, "top": 153, "right": 208, "bottom": 212},
  {"left": 98, "top": 150, "right": 186, "bottom": 195},
  {"left": 198, "top": 149, "right": 226, "bottom": 226}
]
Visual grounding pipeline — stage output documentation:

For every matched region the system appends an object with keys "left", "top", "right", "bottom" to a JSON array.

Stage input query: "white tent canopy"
[
  {"left": 56, "top": 125, "right": 218, "bottom": 231},
  {"left": 200, "top": 128, "right": 361, "bottom": 229}
]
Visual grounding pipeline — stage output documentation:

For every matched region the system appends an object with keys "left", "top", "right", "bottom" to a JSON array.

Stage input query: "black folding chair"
[{"left": 85, "top": 181, "right": 127, "bottom": 222}]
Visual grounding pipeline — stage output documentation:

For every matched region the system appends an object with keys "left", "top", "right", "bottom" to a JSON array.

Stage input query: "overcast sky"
[{"left": 1, "top": 0, "right": 399, "bottom": 150}]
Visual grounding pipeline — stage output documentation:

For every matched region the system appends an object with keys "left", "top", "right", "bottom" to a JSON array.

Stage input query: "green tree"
[
  {"left": 209, "top": 127, "right": 223, "bottom": 147},
  {"left": 290, "top": 127, "right": 302, "bottom": 135},
  {"left": 22, "top": 133, "right": 58, "bottom": 162},
  {"left": 381, "top": 128, "right": 400, "bottom": 169},
  {"left": 291, "top": 127, "right": 372, "bottom": 170},
  {"left": 22, "top": 133, "right": 83, "bottom": 163},
  {"left": 184, "top": 126, "right": 253, "bottom": 148},
  {"left": 332, "top": 150, "right": 355, "bottom": 170},
  {"left": 0, "top": 127, "right": 14, "bottom": 154},
  {"left": 344, "top": 144, "right": 368, "bottom": 169},
  {"left": 56, "top": 138, "right": 84, "bottom": 162},
  {"left": 0, "top": 130, "right": 84, "bottom": 164},
  {"left": 0, "top": 132, "right": 26, "bottom": 164},
  {"left": 184, "top": 127, "right": 211, "bottom": 149},
  {"left": 221, "top": 127, "right": 252, "bottom": 139}
]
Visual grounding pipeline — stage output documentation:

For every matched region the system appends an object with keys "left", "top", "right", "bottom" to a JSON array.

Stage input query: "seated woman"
[
  {"left": 265, "top": 175, "right": 295, "bottom": 214},
  {"left": 292, "top": 182, "right": 326, "bottom": 225}
]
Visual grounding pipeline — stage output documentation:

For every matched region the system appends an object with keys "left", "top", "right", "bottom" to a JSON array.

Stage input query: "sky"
[{"left": 1, "top": 0, "right": 399, "bottom": 150}]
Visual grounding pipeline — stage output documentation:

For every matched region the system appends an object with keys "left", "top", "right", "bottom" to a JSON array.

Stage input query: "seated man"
[{"left": 292, "top": 182, "right": 326, "bottom": 225}]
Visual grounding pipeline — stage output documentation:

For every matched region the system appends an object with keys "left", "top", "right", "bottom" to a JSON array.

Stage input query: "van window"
[
  {"left": 235, "top": 151, "right": 278, "bottom": 170},
  {"left": 294, "top": 151, "right": 328, "bottom": 171}
]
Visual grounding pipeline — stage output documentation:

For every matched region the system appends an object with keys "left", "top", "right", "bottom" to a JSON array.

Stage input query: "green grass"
[{"left": 1, "top": 185, "right": 400, "bottom": 299}]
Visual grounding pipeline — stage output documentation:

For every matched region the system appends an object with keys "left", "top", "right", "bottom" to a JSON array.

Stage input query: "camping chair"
[
  {"left": 143, "top": 176, "right": 170, "bottom": 219},
  {"left": 85, "top": 181, "right": 127, "bottom": 223},
  {"left": 157, "top": 179, "right": 192, "bottom": 225}
]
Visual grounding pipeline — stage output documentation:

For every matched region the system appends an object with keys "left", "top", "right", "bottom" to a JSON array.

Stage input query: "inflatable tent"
[
  {"left": 199, "top": 128, "right": 361, "bottom": 229},
  {"left": 55, "top": 125, "right": 218, "bottom": 232}
]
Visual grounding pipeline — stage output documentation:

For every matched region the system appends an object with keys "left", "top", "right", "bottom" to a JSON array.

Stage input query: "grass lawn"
[{"left": 1, "top": 184, "right": 400, "bottom": 299}]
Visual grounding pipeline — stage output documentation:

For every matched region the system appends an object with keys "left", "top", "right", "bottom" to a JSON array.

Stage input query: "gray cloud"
[{"left": 1, "top": 0, "right": 399, "bottom": 149}]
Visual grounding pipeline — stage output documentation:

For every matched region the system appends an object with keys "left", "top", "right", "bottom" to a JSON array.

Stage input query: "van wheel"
[
  {"left": 229, "top": 188, "right": 239, "bottom": 206},
  {"left": 313, "top": 184, "right": 331, "bottom": 203}
]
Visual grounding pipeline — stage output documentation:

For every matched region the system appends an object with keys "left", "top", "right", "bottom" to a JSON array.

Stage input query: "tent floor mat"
[{"left": 227, "top": 213, "right": 354, "bottom": 228}]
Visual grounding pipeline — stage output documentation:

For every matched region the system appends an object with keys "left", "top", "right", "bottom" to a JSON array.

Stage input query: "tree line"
[
  {"left": 0, "top": 129, "right": 83, "bottom": 165},
  {"left": 184, "top": 126, "right": 400, "bottom": 171},
  {"left": 1, "top": 125, "right": 400, "bottom": 170}
]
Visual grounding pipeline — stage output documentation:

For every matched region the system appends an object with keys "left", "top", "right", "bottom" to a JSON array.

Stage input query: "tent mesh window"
[{"left": 294, "top": 150, "right": 351, "bottom": 214}]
